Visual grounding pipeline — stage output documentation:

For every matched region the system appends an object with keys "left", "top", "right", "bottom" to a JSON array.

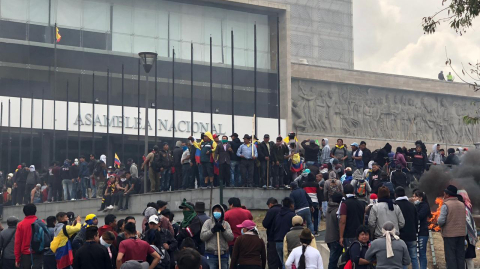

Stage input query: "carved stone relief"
[{"left": 291, "top": 79, "right": 480, "bottom": 145}]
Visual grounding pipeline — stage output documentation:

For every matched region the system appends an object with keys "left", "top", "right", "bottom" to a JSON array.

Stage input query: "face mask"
[
  {"left": 221, "top": 139, "right": 228, "bottom": 143},
  {"left": 213, "top": 212, "right": 222, "bottom": 220},
  {"left": 182, "top": 146, "right": 188, "bottom": 151},
  {"left": 100, "top": 237, "right": 111, "bottom": 248},
  {"left": 241, "top": 229, "right": 244, "bottom": 235},
  {"left": 414, "top": 200, "right": 420, "bottom": 205}
]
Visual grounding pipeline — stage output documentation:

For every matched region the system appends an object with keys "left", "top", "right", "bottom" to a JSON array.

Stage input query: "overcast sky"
[{"left": 353, "top": 0, "right": 480, "bottom": 82}]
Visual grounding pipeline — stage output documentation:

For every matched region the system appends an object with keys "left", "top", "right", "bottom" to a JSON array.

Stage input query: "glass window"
[
  {"left": 56, "top": 0, "right": 82, "bottom": 28},
  {"left": 29, "top": 0, "right": 49, "bottom": 24},
  {"left": 158, "top": 38, "right": 168, "bottom": 58},
  {"left": 134, "top": 7, "right": 157, "bottom": 37},
  {"left": 83, "top": 1, "right": 110, "bottom": 32},
  {"left": 157, "top": 9, "right": 169, "bottom": 39},
  {"left": 133, "top": 36, "right": 156, "bottom": 54},
  {"left": 182, "top": 14, "right": 203, "bottom": 43},
  {"left": 1, "top": 0, "right": 28, "bottom": 22},
  {"left": 169, "top": 12, "right": 182, "bottom": 41},
  {"left": 112, "top": 33, "right": 132, "bottom": 53},
  {"left": 113, "top": 4, "right": 132, "bottom": 34}
]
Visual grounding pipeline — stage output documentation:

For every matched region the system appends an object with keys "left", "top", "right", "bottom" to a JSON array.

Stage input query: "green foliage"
[
  {"left": 463, "top": 115, "right": 480, "bottom": 125},
  {"left": 423, "top": 0, "right": 480, "bottom": 35}
]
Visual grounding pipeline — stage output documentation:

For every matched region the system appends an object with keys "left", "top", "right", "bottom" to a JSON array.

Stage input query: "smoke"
[{"left": 418, "top": 150, "right": 480, "bottom": 212}]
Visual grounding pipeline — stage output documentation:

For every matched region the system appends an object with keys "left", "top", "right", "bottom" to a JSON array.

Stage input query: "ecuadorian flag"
[
  {"left": 114, "top": 153, "right": 121, "bottom": 168},
  {"left": 193, "top": 140, "right": 201, "bottom": 164},
  {"left": 56, "top": 27, "right": 61, "bottom": 43},
  {"left": 55, "top": 241, "right": 73, "bottom": 269}
]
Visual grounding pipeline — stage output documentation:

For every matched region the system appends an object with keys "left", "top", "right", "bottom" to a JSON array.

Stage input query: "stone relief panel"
[{"left": 291, "top": 79, "right": 480, "bottom": 145}]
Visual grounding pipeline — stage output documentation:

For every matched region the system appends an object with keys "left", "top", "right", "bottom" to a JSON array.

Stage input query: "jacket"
[
  {"left": 215, "top": 142, "right": 232, "bottom": 165},
  {"left": 262, "top": 204, "right": 281, "bottom": 242},
  {"left": 368, "top": 202, "right": 405, "bottom": 238},
  {"left": 325, "top": 202, "right": 340, "bottom": 244},
  {"left": 272, "top": 143, "right": 288, "bottom": 163},
  {"left": 200, "top": 204, "right": 234, "bottom": 255},
  {"left": 14, "top": 215, "right": 37, "bottom": 263},
  {"left": 342, "top": 197, "right": 366, "bottom": 238},
  {"left": 158, "top": 149, "right": 174, "bottom": 169},
  {"left": 301, "top": 181, "right": 321, "bottom": 204},
  {"left": 72, "top": 241, "right": 112, "bottom": 269},
  {"left": 365, "top": 237, "right": 410, "bottom": 269},
  {"left": 362, "top": 148, "right": 372, "bottom": 169},
  {"left": 301, "top": 140, "right": 319, "bottom": 163},
  {"left": 438, "top": 196, "right": 467, "bottom": 237},
  {"left": 444, "top": 154, "right": 460, "bottom": 166},
  {"left": 415, "top": 201, "right": 431, "bottom": 237},
  {"left": 229, "top": 138, "right": 242, "bottom": 162},
  {"left": 61, "top": 166, "right": 71, "bottom": 180},
  {"left": 290, "top": 187, "right": 313, "bottom": 211},
  {"left": 173, "top": 146, "right": 183, "bottom": 166},
  {"left": 320, "top": 138, "right": 331, "bottom": 164},
  {"left": 78, "top": 162, "right": 89, "bottom": 178},
  {"left": 428, "top": 144, "right": 443, "bottom": 164},
  {"left": 51, "top": 222, "right": 82, "bottom": 268},
  {"left": 285, "top": 245, "right": 323, "bottom": 269},
  {"left": 72, "top": 225, "right": 87, "bottom": 250},
  {"left": 283, "top": 226, "right": 317, "bottom": 263},
  {"left": 129, "top": 163, "right": 138, "bottom": 178},
  {"left": 26, "top": 171, "right": 40, "bottom": 185},
  {"left": 272, "top": 207, "right": 295, "bottom": 242},
  {"left": 98, "top": 225, "right": 117, "bottom": 238},
  {"left": 395, "top": 198, "right": 418, "bottom": 242},
  {"left": 176, "top": 216, "right": 203, "bottom": 254},
  {"left": 0, "top": 225, "right": 16, "bottom": 259},
  {"left": 70, "top": 165, "right": 79, "bottom": 179},
  {"left": 224, "top": 207, "right": 253, "bottom": 246},
  {"left": 144, "top": 227, "right": 178, "bottom": 255},
  {"left": 407, "top": 151, "right": 428, "bottom": 171},
  {"left": 258, "top": 141, "right": 275, "bottom": 162}
]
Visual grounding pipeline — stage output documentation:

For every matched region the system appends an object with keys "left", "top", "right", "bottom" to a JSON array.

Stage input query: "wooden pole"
[{"left": 216, "top": 233, "right": 221, "bottom": 268}]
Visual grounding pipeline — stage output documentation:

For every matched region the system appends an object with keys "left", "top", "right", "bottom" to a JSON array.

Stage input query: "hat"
[
  {"left": 160, "top": 208, "right": 171, "bottom": 217},
  {"left": 36, "top": 184, "right": 41, "bottom": 188},
  {"left": 7, "top": 173, "right": 13, "bottom": 178},
  {"left": 230, "top": 133, "right": 239, "bottom": 138},
  {"left": 243, "top": 134, "right": 251, "bottom": 139},
  {"left": 370, "top": 193, "right": 378, "bottom": 199},
  {"left": 264, "top": 134, "right": 270, "bottom": 138},
  {"left": 212, "top": 134, "right": 218, "bottom": 139},
  {"left": 350, "top": 142, "right": 359, "bottom": 147},
  {"left": 194, "top": 202, "right": 206, "bottom": 212},
  {"left": 236, "top": 220, "right": 256, "bottom": 230},
  {"left": 144, "top": 207, "right": 158, "bottom": 218},
  {"left": 157, "top": 200, "right": 168, "bottom": 208},
  {"left": 85, "top": 214, "right": 97, "bottom": 225},
  {"left": 444, "top": 185, "right": 458, "bottom": 196},
  {"left": 74, "top": 158, "right": 79, "bottom": 163},
  {"left": 108, "top": 166, "right": 113, "bottom": 169},
  {"left": 292, "top": 216, "right": 303, "bottom": 226},
  {"left": 29, "top": 165, "right": 35, "bottom": 172},
  {"left": 7, "top": 216, "right": 19, "bottom": 226},
  {"left": 320, "top": 168, "right": 329, "bottom": 174},
  {"left": 345, "top": 167, "right": 352, "bottom": 172},
  {"left": 148, "top": 215, "right": 159, "bottom": 224},
  {"left": 299, "top": 228, "right": 314, "bottom": 240},
  {"left": 17, "top": 165, "right": 22, "bottom": 169},
  {"left": 179, "top": 199, "right": 195, "bottom": 210},
  {"left": 120, "top": 260, "right": 149, "bottom": 269},
  {"left": 276, "top": 136, "right": 283, "bottom": 141}
]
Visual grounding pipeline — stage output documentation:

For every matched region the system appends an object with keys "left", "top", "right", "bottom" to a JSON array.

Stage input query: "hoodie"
[
  {"left": 320, "top": 138, "right": 331, "bottom": 164},
  {"left": 351, "top": 170, "right": 372, "bottom": 204},
  {"left": 272, "top": 207, "right": 296, "bottom": 242},
  {"left": 325, "top": 202, "right": 340, "bottom": 243},
  {"left": 200, "top": 132, "right": 217, "bottom": 163},
  {"left": 50, "top": 222, "right": 82, "bottom": 268},
  {"left": 200, "top": 204, "right": 234, "bottom": 255},
  {"left": 428, "top": 144, "right": 443, "bottom": 164}
]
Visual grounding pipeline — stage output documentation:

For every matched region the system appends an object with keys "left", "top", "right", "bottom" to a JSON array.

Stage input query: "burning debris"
[{"left": 428, "top": 197, "right": 444, "bottom": 232}]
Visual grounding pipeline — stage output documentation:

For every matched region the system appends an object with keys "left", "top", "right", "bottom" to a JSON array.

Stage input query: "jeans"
[
  {"left": 71, "top": 180, "right": 78, "bottom": 199},
  {"left": 312, "top": 202, "right": 319, "bottom": 233},
  {"left": 272, "top": 163, "right": 284, "bottom": 187},
  {"left": 219, "top": 162, "right": 230, "bottom": 187},
  {"left": 418, "top": 236, "right": 428, "bottom": 269},
  {"left": 43, "top": 255, "right": 56, "bottom": 269},
  {"left": 240, "top": 159, "right": 255, "bottom": 186},
  {"left": 62, "top": 179, "right": 72, "bottom": 200},
  {"left": 296, "top": 208, "right": 314, "bottom": 232},
  {"left": 322, "top": 201, "right": 328, "bottom": 217},
  {"left": 2, "top": 259, "right": 15, "bottom": 269},
  {"left": 404, "top": 241, "right": 419, "bottom": 269},
  {"left": 81, "top": 177, "right": 89, "bottom": 198},
  {"left": 118, "top": 193, "right": 130, "bottom": 209},
  {"left": 161, "top": 169, "right": 172, "bottom": 191},
  {"left": 327, "top": 241, "right": 343, "bottom": 269},
  {"left": 443, "top": 236, "right": 466, "bottom": 269},
  {"left": 205, "top": 255, "right": 228, "bottom": 269},
  {"left": 174, "top": 165, "right": 182, "bottom": 191},
  {"left": 275, "top": 242, "right": 285, "bottom": 269},
  {"left": 20, "top": 253, "right": 43, "bottom": 269},
  {"left": 198, "top": 163, "right": 204, "bottom": 188},
  {"left": 182, "top": 164, "right": 191, "bottom": 189},
  {"left": 267, "top": 241, "right": 282, "bottom": 269},
  {"left": 260, "top": 161, "right": 271, "bottom": 186},
  {"left": 230, "top": 160, "right": 241, "bottom": 187},
  {"left": 90, "top": 177, "right": 97, "bottom": 198}
]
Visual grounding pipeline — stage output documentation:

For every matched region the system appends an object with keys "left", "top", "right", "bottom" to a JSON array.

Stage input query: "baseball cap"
[
  {"left": 148, "top": 215, "right": 159, "bottom": 224},
  {"left": 120, "top": 260, "right": 149, "bottom": 269},
  {"left": 264, "top": 134, "right": 270, "bottom": 138},
  {"left": 350, "top": 142, "right": 359, "bottom": 147},
  {"left": 213, "top": 134, "right": 218, "bottom": 139},
  {"left": 292, "top": 216, "right": 303, "bottom": 226},
  {"left": 236, "top": 220, "right": 256, "bottom": 230}
]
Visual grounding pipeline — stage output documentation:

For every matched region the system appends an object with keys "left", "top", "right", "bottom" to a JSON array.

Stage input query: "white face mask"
[{"left": 100, "top": 237, "right": 111, "bottom": 248}]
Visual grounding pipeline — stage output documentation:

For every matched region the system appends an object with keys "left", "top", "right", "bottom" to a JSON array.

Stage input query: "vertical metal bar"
[
  {"left": 122, "top": 64, "right": 125, "bottom": 161},
  {"left": 231, "top": 30, "right": 234, "bottom": 133},
  {"left": 8, "top": 100, "right": 11, "bottom": 172},
  {"left": 78, "top": 77, "right": 81, "bottom": 158},
  {"left": 167, "top": 12, "right": 170, "bottom": 58},
  {"left": 221, "top": 20, "right": 224, "bottom": 64},
  {"left": 53, "top": 23, "right": 57, "bottom": 161},
  {"left": 144, "top": 73, "right": 149, "bottom": 194},
  {"left": 42, "top": 89, "right": 44, "bottom": 164},
  {"left": 277, "top": 17, "right": 281, "bottom": 134},
  {"left": 191, "top": 42, "right": 194, "bottom": 136},
  {"left": 0, "top": 103, "right": 3, "bottom": 170},
  {"left": 155, "top": 59, "right": 158, "bottom": 144},
  {"left": 92, "top": 72, "right": 95, "bottom": 156},
  {"left": 107, "top": 69, "right": 110, "bottom": 160},
  {"left": 30, "top": 93, "right": 34, "bottom": 165},
  {"left": 210, "top": 36, "right": 213, "bottom": 133},
  {"left": 66, "top": 81, "right": 69, "bottom": 159},
  {"left": 137, "top": 60, "right": 141, "bottom": 165},
  {"left": 19, "top": 97, "right": 22, "bottom": 163},
  {"left": 254, "top": 23, "right": 257, "bottom": 136},
  {"left": 172, "top": 48, "right": 175, "bottom": 140}
]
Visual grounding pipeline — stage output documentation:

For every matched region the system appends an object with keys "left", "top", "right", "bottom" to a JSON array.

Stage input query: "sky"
[{"left": 353, "top": 0, "right": 480, "bottom": 82}]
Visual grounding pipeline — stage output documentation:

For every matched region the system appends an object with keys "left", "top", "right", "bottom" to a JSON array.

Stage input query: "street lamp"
[{"left": 139, "top": 52, "right": 158, "bottom": 193}]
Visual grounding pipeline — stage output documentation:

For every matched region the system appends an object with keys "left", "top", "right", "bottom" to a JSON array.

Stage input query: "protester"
[
  {"left": 289, "top": 181, "right": 314, "bottom": 231},
  {"left": 320, "top": 138, "right": 331, "bottom": 164},
  {"left": 457, "top": 190, "right": 477, "bottom": 269},
  {"left": 394, "top": 147, "right": 407, "bottom": 169},
  {"left": 428, "top": 144, "right": 443, "bottom": 165},
  {"left": 351, "top": 142, "right": 364, "bottom": 172},
  {"left": 224, "top": 197, "right": 253, "bottom": 254},
  {"left": 173, "top": 141, "right": 184, "bottom": 191},
  {"left": 72, "top": 213, "right": 99, "bottom": 250},
  {"left": 339, "top": 184, "right": 366, "bottom": 248},
  {"left": 365, "top": 221, "right": 410, "bottom": 269},
  {"left": 14, "top": 203, "right": 43, "bottom": 269},
  {"left": 359, "top": 141, "right": 372, "bottom": 170},
  {"left": 30, "top": 183, "right": 42, "bottom": 204},
  {"left": 100, "top": 231, "right": 118, "bottom": 269},
  {"left": 407, "top": 143, "right": 428, "bottom": 181},
  {"left": 99, "top": 214, "right": 118, "bottom": 237},
  {"left": 330, "top": 139, "right": 347, "bottom": 166},
  {"left": 73, "top": 226, "right": 112, "bottom": 269},
  {"left": 78, "top": 156, "right": 90, "bottom": 200},
  {"left": 176, "top": 199, "right": 203, "bottom": 253},
  {"left": 237, "top": 134, "right": 258, "bottom": 187},
  {"left": 272, "top": 197, "right": 296, "bottom": 266},
  {"left": 100, "top": 176, "right": 117, "bottom": 211},
  {"left": 301, "top": 172, "right": 322, "bottom": 235},
  {"left": 26, "top": 165, "right": 40, "bottom": 200},
  {"left": 285, "top": 228, "right": 323, "bottom": 269},
  {"left": 181, "top": 144, "right": 192, "bottom": 190},
  {"left": 394, "top": 187, "right": 418, "bottom": 269},
  {"left": 367, "top": 163, "right": 382, "bottom": 194},
  {"left": 229, "top": 133, "right": 242, "bottom": 187},
  {"left": 143, "top": 145, "right": 160, "bottom": 192},
  {"left": 412, "top": 191, "right": 430, "bottom": 269},
  {"left": 116, "top": 222, "right": 160, "bottom": 269},
  {"left": 50, "top": 212, "right": 82, "bottom": 269},
  {"left": 195, "top": 201, "right": 210, "bottom": 225},
  {"left": 200, "top": 132, "right": 216, "bottom": 189},
  {"left": 144, "top": 215, "right": 177, "bottom": 269},
  {"left": 323, "top": 171, "right": 343, "bottom": 202},
  {"left": 301, "top": 139, "right": 320, "bottom": 167},
  {"left": 437, "top": 185, "right": 467, "bottom": 269},
  {"left": 200, "top": 204, "right": 234, "bottom": 269},
  {"left": 368, "top": 186, "right": 405, "bottom": 239},
  {"left": 283, "top": 216, "right": 318, "bottom": 264},
  {"left": 230, "top": 220, "right": 266, "bottom": 269},
  {"left": 351, "top": 170, "right": 371, "bottom": 204},
  {"left": 347, "top": 225, "right": 371, "bottom": 269},
  {"left": 262, "top": 197, "right": 282, "bottom": 269},
  {"left": 118, "top": 172, "right": 134, "bottom": 211},
  {"left": 325, "top": 192, "right": 343, "bottom": 269},
  {"left": 0, "top": 216, "right": 18, "bottom": 269},
  {"left": 444, "top": 148, "right": 460, "bottom": 166},
  {"left": 177, "top": 246, "right": 203, "bottom": 269}
]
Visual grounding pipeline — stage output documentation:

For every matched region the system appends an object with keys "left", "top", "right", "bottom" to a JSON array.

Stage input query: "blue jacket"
[
  {"left": 262, "top": 204, "right": 282, "bottom": 242},
  {"left": 272, "top": 207, "right": 295, "bottom": 242},
  {"left": 78, "top": 162, "right": 89, "bottom": 178},
  {"left": 290, "top": 187, "right": 313, "bottom": 211}
]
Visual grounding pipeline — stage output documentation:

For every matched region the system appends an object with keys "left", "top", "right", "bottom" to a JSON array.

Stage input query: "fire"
[{"left": 428, "top": 197, "right": 444, "bottom": 232}]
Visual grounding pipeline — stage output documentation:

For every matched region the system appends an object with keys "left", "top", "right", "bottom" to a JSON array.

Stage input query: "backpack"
[
  {"left": 150, "top": 152, "right": 162, "bottom": 172},
  {"left": 371, "top": 150, "right": 379, "bottom": 163},
  {"left": 149, "top": 244, "right": 170, "bottom": 269},
  {"left": 332, "top": 147, "right": 347, "bottom": 157},
  {"left": 30, "top": 219, "right": 52, "bottom": 254},
  {"left": 355, "top": 181, "right": 367, "bottom": 197},
  {"left": 391, "top": 170, "right": 408, "bottom": 188},
  {"left": 327, "top": 179, "right": 341, "bottom": 200},
  {"left": 337, "top": 241, "right": 362, "bottom": 269}
]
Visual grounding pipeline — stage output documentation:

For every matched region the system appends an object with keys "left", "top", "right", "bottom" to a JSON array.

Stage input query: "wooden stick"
[{"left": 217, "top": 232, "right": 222, "bottom": 268}]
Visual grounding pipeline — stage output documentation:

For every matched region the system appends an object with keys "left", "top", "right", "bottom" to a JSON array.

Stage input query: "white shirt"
[
  {"left": 285, "top": 245, "right": 324, "bottom": 269},
  {"left": 354, "top": 149, "right": 363, "bottom": 157}
]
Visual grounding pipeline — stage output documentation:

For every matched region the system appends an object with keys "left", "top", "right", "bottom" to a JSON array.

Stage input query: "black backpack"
[
  {"left": 30, "top": 219, "right": 52, "bottom": 254},
  {"left": 150, "top": 152, "right": 162, "bottom": 172}
]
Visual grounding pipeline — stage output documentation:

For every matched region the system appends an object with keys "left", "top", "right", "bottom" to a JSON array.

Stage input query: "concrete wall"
[{"left": 2, "top": 188, "right": 290, "bottom": 230}]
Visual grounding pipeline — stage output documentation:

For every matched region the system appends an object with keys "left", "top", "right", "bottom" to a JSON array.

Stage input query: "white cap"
[{"left": 148, "top": 215, "right": 159, "bottom": 224}]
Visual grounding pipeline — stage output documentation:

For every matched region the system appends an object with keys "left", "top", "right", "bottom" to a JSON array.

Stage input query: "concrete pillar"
[{"left": 279, "top": 8, "right": 291, "bottom": 137}]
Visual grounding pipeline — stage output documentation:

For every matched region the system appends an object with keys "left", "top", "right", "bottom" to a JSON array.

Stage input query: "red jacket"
[
  {"left": 98, "top": 225, "right": 118, "bottom": 238},
  {"left": 224, "top": 207, "right": 253, "bottom": 246},
  {"left": 14, "top": 215, "right": 37, "bottom": 263}
]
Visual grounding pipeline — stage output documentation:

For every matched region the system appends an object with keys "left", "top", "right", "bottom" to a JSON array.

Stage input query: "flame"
[{"left": 428, "top": 197, "right": 444, "bottom": 232}]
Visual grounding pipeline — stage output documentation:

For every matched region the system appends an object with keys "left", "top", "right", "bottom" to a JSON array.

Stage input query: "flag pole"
[
  {"left": 19, "top": 97, "right": 22, "bottom": 164},
  {"left": 30, "top": 93, "right": 34, "bottom": 165},
  {"left": 191, "top": 42, "right": 194, "bottom": 136},
  {"left": 0, "top": 102, "right": 3, "bottom": 170},
  {"left": 172, "top": 47, "right": 176, "bottom": 141},
  {"left": 107, "top": 69, "right": 110, "bottom": 162},
  {"left": 231, "top": 30, "right": 235, "bottom": 133},
  {"left": 254, "top": 23, "right": 257, "bottom": 137},
  {"left": 155, "top": 58, "right": 158, "bottom": 145},
  {"left": 210, "top": 36, "right": 213, "bottom": 133},
  {"left": 137, "top": 59, "right": 141, "bottom": 166},
  {"left": 8, "top": 100, "right": 11, "bottom": 172},
  {"left": 66, "top": 81, "right": 69, "bottom": 159},
  {"left": 92, "top": 72, "right": 95, "bottom": 156},
  {"left": 121, "top": 64, "right": 125, "bottom": 161},
  {"left": 78, "top": 77, "right": 81, "bottom": 158},
  {"left": 252, "top": 114, "right": 255, "bottom": 158}
]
